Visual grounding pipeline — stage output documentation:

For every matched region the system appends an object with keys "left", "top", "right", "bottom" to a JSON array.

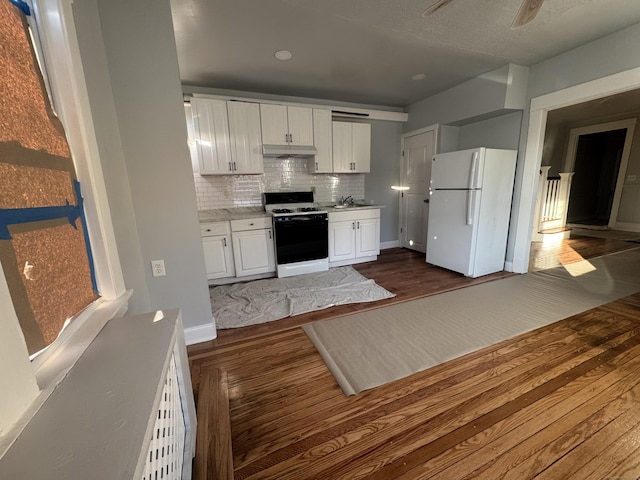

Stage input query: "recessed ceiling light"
[
  {"left": 274, "top": 50, "right": 292, "bottom": 61},
  {"left": 412, "top": 73, "right": 426, "bottom": 81}
]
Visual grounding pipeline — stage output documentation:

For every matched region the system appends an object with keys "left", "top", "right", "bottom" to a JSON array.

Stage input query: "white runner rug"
[
  {"left": 304, "top": 248, "right": 640, "bottom": 396},
  {"left": 210, "top": 266, "right": 395, "bottom": 329}
]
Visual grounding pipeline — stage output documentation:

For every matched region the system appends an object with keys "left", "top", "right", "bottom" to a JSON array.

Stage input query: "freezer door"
[
  {"left": 426, "top": 189, "right": 481, "bottom": 276},
  {"left": 431, "top": 148, "right": 485, "bottom": 189}
]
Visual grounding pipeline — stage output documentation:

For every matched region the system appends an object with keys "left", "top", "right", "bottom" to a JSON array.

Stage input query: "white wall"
[
  {"left": 72, "top": 0, "right": 150, "bottom": 314},
  {"left": 527, "top": 23, "right": 640, "bottom": 100},
  {"left": 405, "top": 64, "right": 528, "bottom": 132},
  {"left": 457, "top": 111, "right": 523, "bottom": 151},
  {"left": 81, "top": 0, "right": 212, "bottom": 331}
]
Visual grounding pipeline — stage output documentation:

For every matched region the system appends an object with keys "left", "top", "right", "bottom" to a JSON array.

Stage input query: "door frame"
[
  {"left": 563, "top": 118, "right": 636, "bottom": 228},
  {"left": 510, "top": 67, "right": 640, "bottom": 274},
  {"left": 399, "top": 124, "right": 439, "bottom": 251}
]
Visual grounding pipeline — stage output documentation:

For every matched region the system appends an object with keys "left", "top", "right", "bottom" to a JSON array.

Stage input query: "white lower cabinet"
[
  {"left": 328, "top": 209, "right": 380, "bottom": 266},
  {"left": 201, "top": 222, "right": 235, "bottom": 280},
  {"left": 230, "top": 217, "right": 275, "bottom": 277}
]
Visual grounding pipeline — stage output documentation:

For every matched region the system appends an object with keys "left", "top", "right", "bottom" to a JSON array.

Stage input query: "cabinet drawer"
[
  {"left": 328, "top": 208, "right": 380, "bottom": 223},
  {"left": 230, "top": 217, "right": 271, "bottom": 232},
  {"left": 201, "top": 222, "right": 230, "bottom": 236}
]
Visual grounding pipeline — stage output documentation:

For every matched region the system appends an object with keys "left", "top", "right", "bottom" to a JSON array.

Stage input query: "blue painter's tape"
[
  {"left": 0, "top": 180, "right": 98, "bottom": 293},
  {"left": 73, "top": 180, "right": 98, "bottom": 293},
  {"left": 0, "top": 202, "right": 81, "bottom": 240},
  {"left": 9, "top": 0, "right": 31, "bottom": 15}
]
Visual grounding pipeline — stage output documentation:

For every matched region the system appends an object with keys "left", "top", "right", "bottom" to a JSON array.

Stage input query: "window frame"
[{"left": 1, "top": 0, "right": 128, "bottom": 396}]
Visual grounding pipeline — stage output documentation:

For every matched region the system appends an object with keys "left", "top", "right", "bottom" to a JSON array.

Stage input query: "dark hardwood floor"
[{"left": 189, "top": 234, "right": 640, "bottom": 479}]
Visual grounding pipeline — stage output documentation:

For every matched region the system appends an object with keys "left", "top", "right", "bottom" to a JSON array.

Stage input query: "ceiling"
[{"left": 170, "top": 0, "right": 640, "bottom": 108}]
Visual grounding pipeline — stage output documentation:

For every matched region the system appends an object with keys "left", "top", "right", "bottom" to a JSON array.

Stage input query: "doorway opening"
[{"left": 563, "top": 119, "right": 636, "bottom": 230}]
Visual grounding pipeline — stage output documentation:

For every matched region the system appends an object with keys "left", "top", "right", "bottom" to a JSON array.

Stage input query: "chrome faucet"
[{"left": 339, "top": 195, "right": 354, "bottom": 205}]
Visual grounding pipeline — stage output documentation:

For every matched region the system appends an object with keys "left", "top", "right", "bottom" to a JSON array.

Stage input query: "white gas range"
[{"left": 263, "top": 192, "right": 329, "bottom": 278}]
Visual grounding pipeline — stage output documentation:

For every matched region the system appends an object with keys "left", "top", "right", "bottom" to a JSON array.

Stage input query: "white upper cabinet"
[
  {"left": 189, "top": 98, "right": 263, "bottom": 175},
  {"left": 260, "top": 104, "right": 314, "bottom": 146},
  {"left": 190, "top": 98, "right": 233, "bottom": 174},
  {"left": 308, "top": 109, "right": 333, "bottom": 173},
  {"left": 227, "top": 101, "right": 264, "bottom": 174},
  {"left": 332, "top": 121, "right": 371, "bottom": 173}
]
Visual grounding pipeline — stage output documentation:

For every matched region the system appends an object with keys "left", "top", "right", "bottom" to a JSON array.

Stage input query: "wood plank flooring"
[{"left": 189, "top": 235, "right": 640, "bottom": 479}]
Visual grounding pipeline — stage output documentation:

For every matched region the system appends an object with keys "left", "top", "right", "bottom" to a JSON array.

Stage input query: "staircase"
[{"left": 532, "top": 166, "right": 574, "bottom": 242}]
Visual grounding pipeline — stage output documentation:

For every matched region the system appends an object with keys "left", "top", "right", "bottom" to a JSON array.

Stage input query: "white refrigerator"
[{"left": 426, "top": 147, "right": 517, "bottom": 277}]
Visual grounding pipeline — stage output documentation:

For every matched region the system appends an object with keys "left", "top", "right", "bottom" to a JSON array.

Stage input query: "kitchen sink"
[{"left": 332, "top": 204, "right": 368, "bottom": 209}]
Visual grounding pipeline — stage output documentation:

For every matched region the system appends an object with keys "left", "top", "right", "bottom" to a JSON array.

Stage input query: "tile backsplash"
[{"left": 193, "top": 157, "right": 365, "bottom": 210}]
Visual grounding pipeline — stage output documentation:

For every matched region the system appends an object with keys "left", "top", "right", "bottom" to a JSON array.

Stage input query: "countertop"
[
  {"left": 198, "top": 204, "right": 384, "bottom": 223},
  {"left": 198, "top": 207, "right": 270, "bottom": 223}
]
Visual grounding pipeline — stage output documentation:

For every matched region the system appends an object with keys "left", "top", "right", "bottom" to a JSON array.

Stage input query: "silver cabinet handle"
[
  {"left": 315, "top": 162, "right": 318, "bottom": 170},
  {"left": 233, "top": 161, "right": 237, "bottom": 171},
  {"left": 357, "top": 221, "right": 360, "bottom": 229},
  {"left": 269, "top": 230, "right": 272, "bottom": 239},
  {"left": 352, "top": 222, "right": 356, "bottom": 230},
  {"left": 228, "top": 162, "right": 232, "bottom": 171},
  {"left": 223, "top": 237, "right": 227, "bottom": 247}
]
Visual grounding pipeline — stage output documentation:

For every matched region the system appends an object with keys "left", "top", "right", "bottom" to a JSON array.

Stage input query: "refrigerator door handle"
[
  {"left": 466, "top": 190, "right": 474, "bottom": 225},
  {"left": 468, "top": 151, "right": 479, "bottom": 189}
]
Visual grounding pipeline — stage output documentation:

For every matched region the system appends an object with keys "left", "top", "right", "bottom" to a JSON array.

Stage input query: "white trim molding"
[
  {"left": 511, "top": 66, "right": 640, "bottom": 273},
  {"left": 184, "top": 322, "right": 217, "bottom": 346},
  {"left": 563, "top": 118, "right": 636, "bottom": 229}
]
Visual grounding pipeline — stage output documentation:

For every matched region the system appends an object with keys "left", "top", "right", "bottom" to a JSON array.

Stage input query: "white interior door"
[{"left": 400, "top": 128, "right": 436, "bottom": 252}]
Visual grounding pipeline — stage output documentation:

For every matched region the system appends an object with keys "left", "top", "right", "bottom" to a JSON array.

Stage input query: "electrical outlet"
[{"left": 151, "top": 259, "right": 166, "bottom": 277}]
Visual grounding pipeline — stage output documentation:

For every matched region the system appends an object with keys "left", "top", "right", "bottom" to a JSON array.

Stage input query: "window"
[
  {"left": 1, "top": 0, "right": 99, "bottom": 356},
  {"left": 0, "top": 0, "right": 128, "bottom": 432}
]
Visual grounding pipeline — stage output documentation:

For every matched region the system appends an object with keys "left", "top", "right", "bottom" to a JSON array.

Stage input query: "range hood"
[{"left": 262, "top": 144, "right": 318, "bottom": 158}]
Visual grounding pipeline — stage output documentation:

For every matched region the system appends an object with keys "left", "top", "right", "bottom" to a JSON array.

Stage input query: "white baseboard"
[
  {"left": 380, "top": 240, "right": 400, "bottom": 249},
  {"left": 184, "top": 322, "right": 217, "bottom": 346},
  {"left": 504, "top": 261, "right": 514, "bottom": 273}
]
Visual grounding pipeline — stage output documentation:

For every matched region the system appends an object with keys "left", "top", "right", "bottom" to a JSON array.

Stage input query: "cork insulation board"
[
  {"left": 2, "top": 220, "right": 98, "bottom": 353},
  {"left": 0, "top": 158, "right": 75, "bottom": 209},
  {"left": 0, "top": 2, "right": 100, "bottom": 355},
  {"left": 0, "top": 1, "right": 70, "bottom": 158}
]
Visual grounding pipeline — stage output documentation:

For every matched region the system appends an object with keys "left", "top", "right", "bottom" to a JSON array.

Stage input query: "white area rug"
[
  {"left": 210, "top": 266, "right": 395, "bottom": 329},
  {"left": 303, "top": 248, "right": 640, "bottom": 396}
]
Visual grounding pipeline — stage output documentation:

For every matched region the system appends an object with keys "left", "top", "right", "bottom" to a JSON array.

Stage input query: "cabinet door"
[
  {"left": 232, "top": 229, "right": 275, "bottom": 276},
  {"left": 309, "top": 109, "right": 332, "bottom": 173},
  {"left": 328, "top": 220, "right": 356, "bottom": 261},
  {"left": 191, "top": 98, "right": 233, "bottom": 174},
  {"left": 356, "top": 217, "right": 380, "bottom": 257},
  {"left": 259, "top": 104, "right": 289, "bottom": 145},
  {"left": 332, "top": 122, "right": 353, "bottom": 173},
  {"left": 203, "top": 235, "right": 235, "bottom": 279},
  {"left": 352, "top": 122, "right": 371, "bottom": 173},
  {"left": 286, "top": 106, "right": 314, "bottom": 146},
  {"left": 227, "top": 101, "right": 264, "bottom": 174}
]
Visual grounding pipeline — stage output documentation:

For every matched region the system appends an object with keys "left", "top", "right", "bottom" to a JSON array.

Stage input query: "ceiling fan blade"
[
  {"left": 422, "top": 0, "right": 455, "bottom": 17},
  {"left": 512, "top": 0, "right": 545, "bottom": 28}
]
